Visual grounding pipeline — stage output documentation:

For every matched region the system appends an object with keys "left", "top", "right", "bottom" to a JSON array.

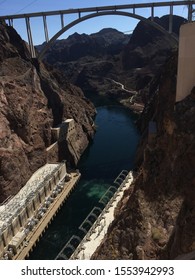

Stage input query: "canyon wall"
[
  {"left": 0, "top": 22, "right": 96, "bottom": 202},
  {"left": 39, "top": 16, "right": 185, "bottom": 111},
  {"left": 92, "top": 51, "right": 195, "bottom": 260}
]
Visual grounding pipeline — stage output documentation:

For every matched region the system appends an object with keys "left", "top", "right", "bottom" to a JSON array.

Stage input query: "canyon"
[
  {"left": 0, "top": 12, "right": 194, "bottom": 260},
  {"left": 39, "top": 15, "right": 185, "bottom": 112},
  {"left": 92, "top": 52, "right": 195, "bottom": 259}
]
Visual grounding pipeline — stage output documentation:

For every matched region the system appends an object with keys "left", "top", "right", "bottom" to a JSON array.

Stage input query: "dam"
[{"left": 0, "top": 162, "right": 80, "bottom": 260}]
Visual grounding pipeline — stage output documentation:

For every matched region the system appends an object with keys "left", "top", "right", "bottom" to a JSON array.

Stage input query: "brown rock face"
[
  {"left": 92, "top": 52, "right": 195, "bottom": 260},
  {"left": 38, "top": 16, "right": 185, "bottom": 113},
  {"left": 0, "top": 22, "right": 96, "bottom": 202}
]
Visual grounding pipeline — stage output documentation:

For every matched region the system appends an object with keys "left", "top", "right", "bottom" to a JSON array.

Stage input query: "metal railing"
[{"left": 55, "top": 170, "right": 133, "bottom": 260}]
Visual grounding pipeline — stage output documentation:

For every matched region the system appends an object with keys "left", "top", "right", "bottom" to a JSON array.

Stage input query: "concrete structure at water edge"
[
  {"left": 55, "top": 170, "right": 134, "bottom": 260},
  {"left": 0, "top": 162, "right": 81, "bottom": 260},
  {"left": 46, "top": 118, "right": 79, "bottom": 163},
  {"left": 51, "top": 119, "right": 76, "bottom": 143},
  {"left": 176, "top": 22, "right": 195, "bottom": 102}
]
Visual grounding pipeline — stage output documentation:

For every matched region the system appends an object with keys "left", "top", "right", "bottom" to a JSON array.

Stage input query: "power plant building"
[{"left": 0, "top": 162, "right": 68, "bottom": 259}]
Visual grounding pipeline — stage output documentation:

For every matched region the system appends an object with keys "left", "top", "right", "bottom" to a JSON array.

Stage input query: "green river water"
[{"left": 29, "top": 105, "right": 140, "bottom": 259}]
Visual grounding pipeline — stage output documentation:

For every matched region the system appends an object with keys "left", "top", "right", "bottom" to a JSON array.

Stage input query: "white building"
[{"left": 0, "top": 162, "right": 67, "bottom": 259}]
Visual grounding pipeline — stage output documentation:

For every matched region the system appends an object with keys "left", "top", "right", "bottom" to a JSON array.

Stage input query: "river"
[{"left": 29, "top": 105, "right": 140, "bottom": 259}]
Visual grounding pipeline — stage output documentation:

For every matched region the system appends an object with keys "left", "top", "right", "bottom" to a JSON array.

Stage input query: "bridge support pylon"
[{"left": 25, "top": 17, "right": 36, "bottom": 58}]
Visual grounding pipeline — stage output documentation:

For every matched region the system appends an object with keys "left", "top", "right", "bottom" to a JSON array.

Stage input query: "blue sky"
[{"left": 0, "top": 1, "right": 189, "bottom": 44}]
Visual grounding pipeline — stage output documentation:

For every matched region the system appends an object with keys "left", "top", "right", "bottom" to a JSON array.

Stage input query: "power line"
[{"left": 16, "top": 0, "right": 39, "bottom": 14}]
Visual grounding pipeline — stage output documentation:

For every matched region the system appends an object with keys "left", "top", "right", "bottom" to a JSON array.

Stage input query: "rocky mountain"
[
  {"left": 92, "top": 51, "right": 195, "bottom": 260},
  {"left": 37, "top": 28, "right": 130, "bottom": 101},
  {"left": 38, "top": 28, "right": 130, "bottom": 64},
  {"left": 121, "top": 15, "right": 186, "bottom": 106},
  {"left": 0, "top": 22, "right": 96, "bottom": 203},
  {"left": 38, "top": 15, "right": 186, "bottom": 111}
]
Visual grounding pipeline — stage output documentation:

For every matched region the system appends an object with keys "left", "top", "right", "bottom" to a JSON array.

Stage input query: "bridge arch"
[{"left": 38, "top": 10, "right": 178, "bottom": 60}]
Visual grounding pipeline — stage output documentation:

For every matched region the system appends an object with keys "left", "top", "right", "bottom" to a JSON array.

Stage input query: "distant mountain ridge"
[
  {"left": 37, "top": 28, "right": 130, "bottom": 64},
  {"left": 37, "top": 15, "right": 186, "bottom": 111}
]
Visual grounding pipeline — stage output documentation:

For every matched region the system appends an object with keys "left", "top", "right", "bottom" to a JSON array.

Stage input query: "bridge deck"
[
  {"left": 0, "top": 1, "right": 194, "bottom": 20},
  {"left": 0, "top": 1, "right": 194, "bottom": 59}
]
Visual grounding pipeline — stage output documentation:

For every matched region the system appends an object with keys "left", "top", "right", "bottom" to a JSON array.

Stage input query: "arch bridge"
[{"left": 0, "top": 1, "right": 194, "bottom": 59}]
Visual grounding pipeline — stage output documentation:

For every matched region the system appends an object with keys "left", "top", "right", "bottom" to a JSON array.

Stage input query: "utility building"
[
  {"left": 0, "top": 163, "right": 67, "bottom": 259},
  {"left": 51, "top": 119, "right": 76, "bottom": 142}
]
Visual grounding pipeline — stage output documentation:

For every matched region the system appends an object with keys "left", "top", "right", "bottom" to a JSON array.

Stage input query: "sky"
[{"left": 0, "top": 0, "right": 190, "bottom": 45}]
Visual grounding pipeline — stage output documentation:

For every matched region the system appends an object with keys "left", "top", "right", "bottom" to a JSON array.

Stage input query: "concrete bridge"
[{"left": 0, "top": 1, "right": 195, "bottom": 59}]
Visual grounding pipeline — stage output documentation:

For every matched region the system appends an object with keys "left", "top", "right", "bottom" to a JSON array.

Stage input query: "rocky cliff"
[
  {"left": 38, "top": 16, "right": 185, "bottom": 112},
  {"left": 0, "top": 22, "right": 96, "bottom": 203},
  {"left": 38, "top": 28, "right": 131, "bottom": 105},
  {"left": 92, "top": 51, "right": 195, "bottom": 260},
  {"left": 122, "top": 15, "right": 184, "bottom": 90},
  {"left": 38, "top": 28, "right": 129, "bottom": 65}
]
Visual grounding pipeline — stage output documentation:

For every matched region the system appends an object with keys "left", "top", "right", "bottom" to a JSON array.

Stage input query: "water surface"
[{"left": 29, "top": 105, "right": 139, "bottom": 259}]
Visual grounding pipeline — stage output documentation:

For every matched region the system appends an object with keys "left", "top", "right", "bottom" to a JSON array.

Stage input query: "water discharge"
[{"left": 29, "top": 105, "right": 140, "bottom": 259}]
